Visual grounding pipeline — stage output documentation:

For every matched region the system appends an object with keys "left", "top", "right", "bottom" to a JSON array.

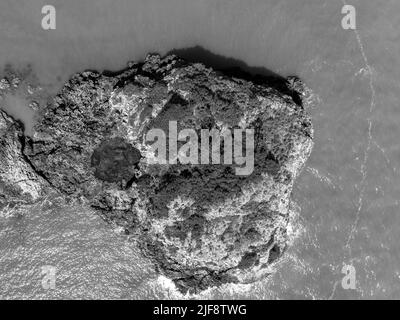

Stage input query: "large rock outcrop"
[{"left": 0, "top": 54, "right": 313, "bottom": 293}]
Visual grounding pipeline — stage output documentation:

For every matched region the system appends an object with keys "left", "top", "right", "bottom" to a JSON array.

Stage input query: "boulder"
[{"left": 1, "top": 53, "right": 314, "bottom": 293}]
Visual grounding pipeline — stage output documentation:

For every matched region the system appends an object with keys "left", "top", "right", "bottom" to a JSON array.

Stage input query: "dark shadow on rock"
[
  {"left": 90, "top": 137, "right": 141, "bottom": 184},
  {"left": 167, "top": 45, "right": 302, "bottom": 106}
]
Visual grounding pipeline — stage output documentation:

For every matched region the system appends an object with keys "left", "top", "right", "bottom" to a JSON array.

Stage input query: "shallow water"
[{"left": 1, "top": 0, "right": 400, "bottom": 299}]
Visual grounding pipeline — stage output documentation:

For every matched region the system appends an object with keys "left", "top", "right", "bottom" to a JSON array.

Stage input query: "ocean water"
[{"left": 0, "top": 0, "right": 400, "bottom": 299}]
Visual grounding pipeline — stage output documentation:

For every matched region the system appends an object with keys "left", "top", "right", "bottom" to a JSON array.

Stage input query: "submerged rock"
[{"left": 0, "top": 54, "right": 313, "bottom": 293}]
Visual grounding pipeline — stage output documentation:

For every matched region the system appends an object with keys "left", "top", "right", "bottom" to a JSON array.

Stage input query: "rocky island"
[{"left": 0, "top": 53, "right": 313, "bottom": 293}]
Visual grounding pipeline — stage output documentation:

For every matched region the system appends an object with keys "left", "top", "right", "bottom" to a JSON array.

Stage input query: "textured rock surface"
[
  {"left": 0, "top": 54, "right": 313, "bottom": 293},
  {"left": 0, "top": 108, "right": 47, "bottom": 208}
]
